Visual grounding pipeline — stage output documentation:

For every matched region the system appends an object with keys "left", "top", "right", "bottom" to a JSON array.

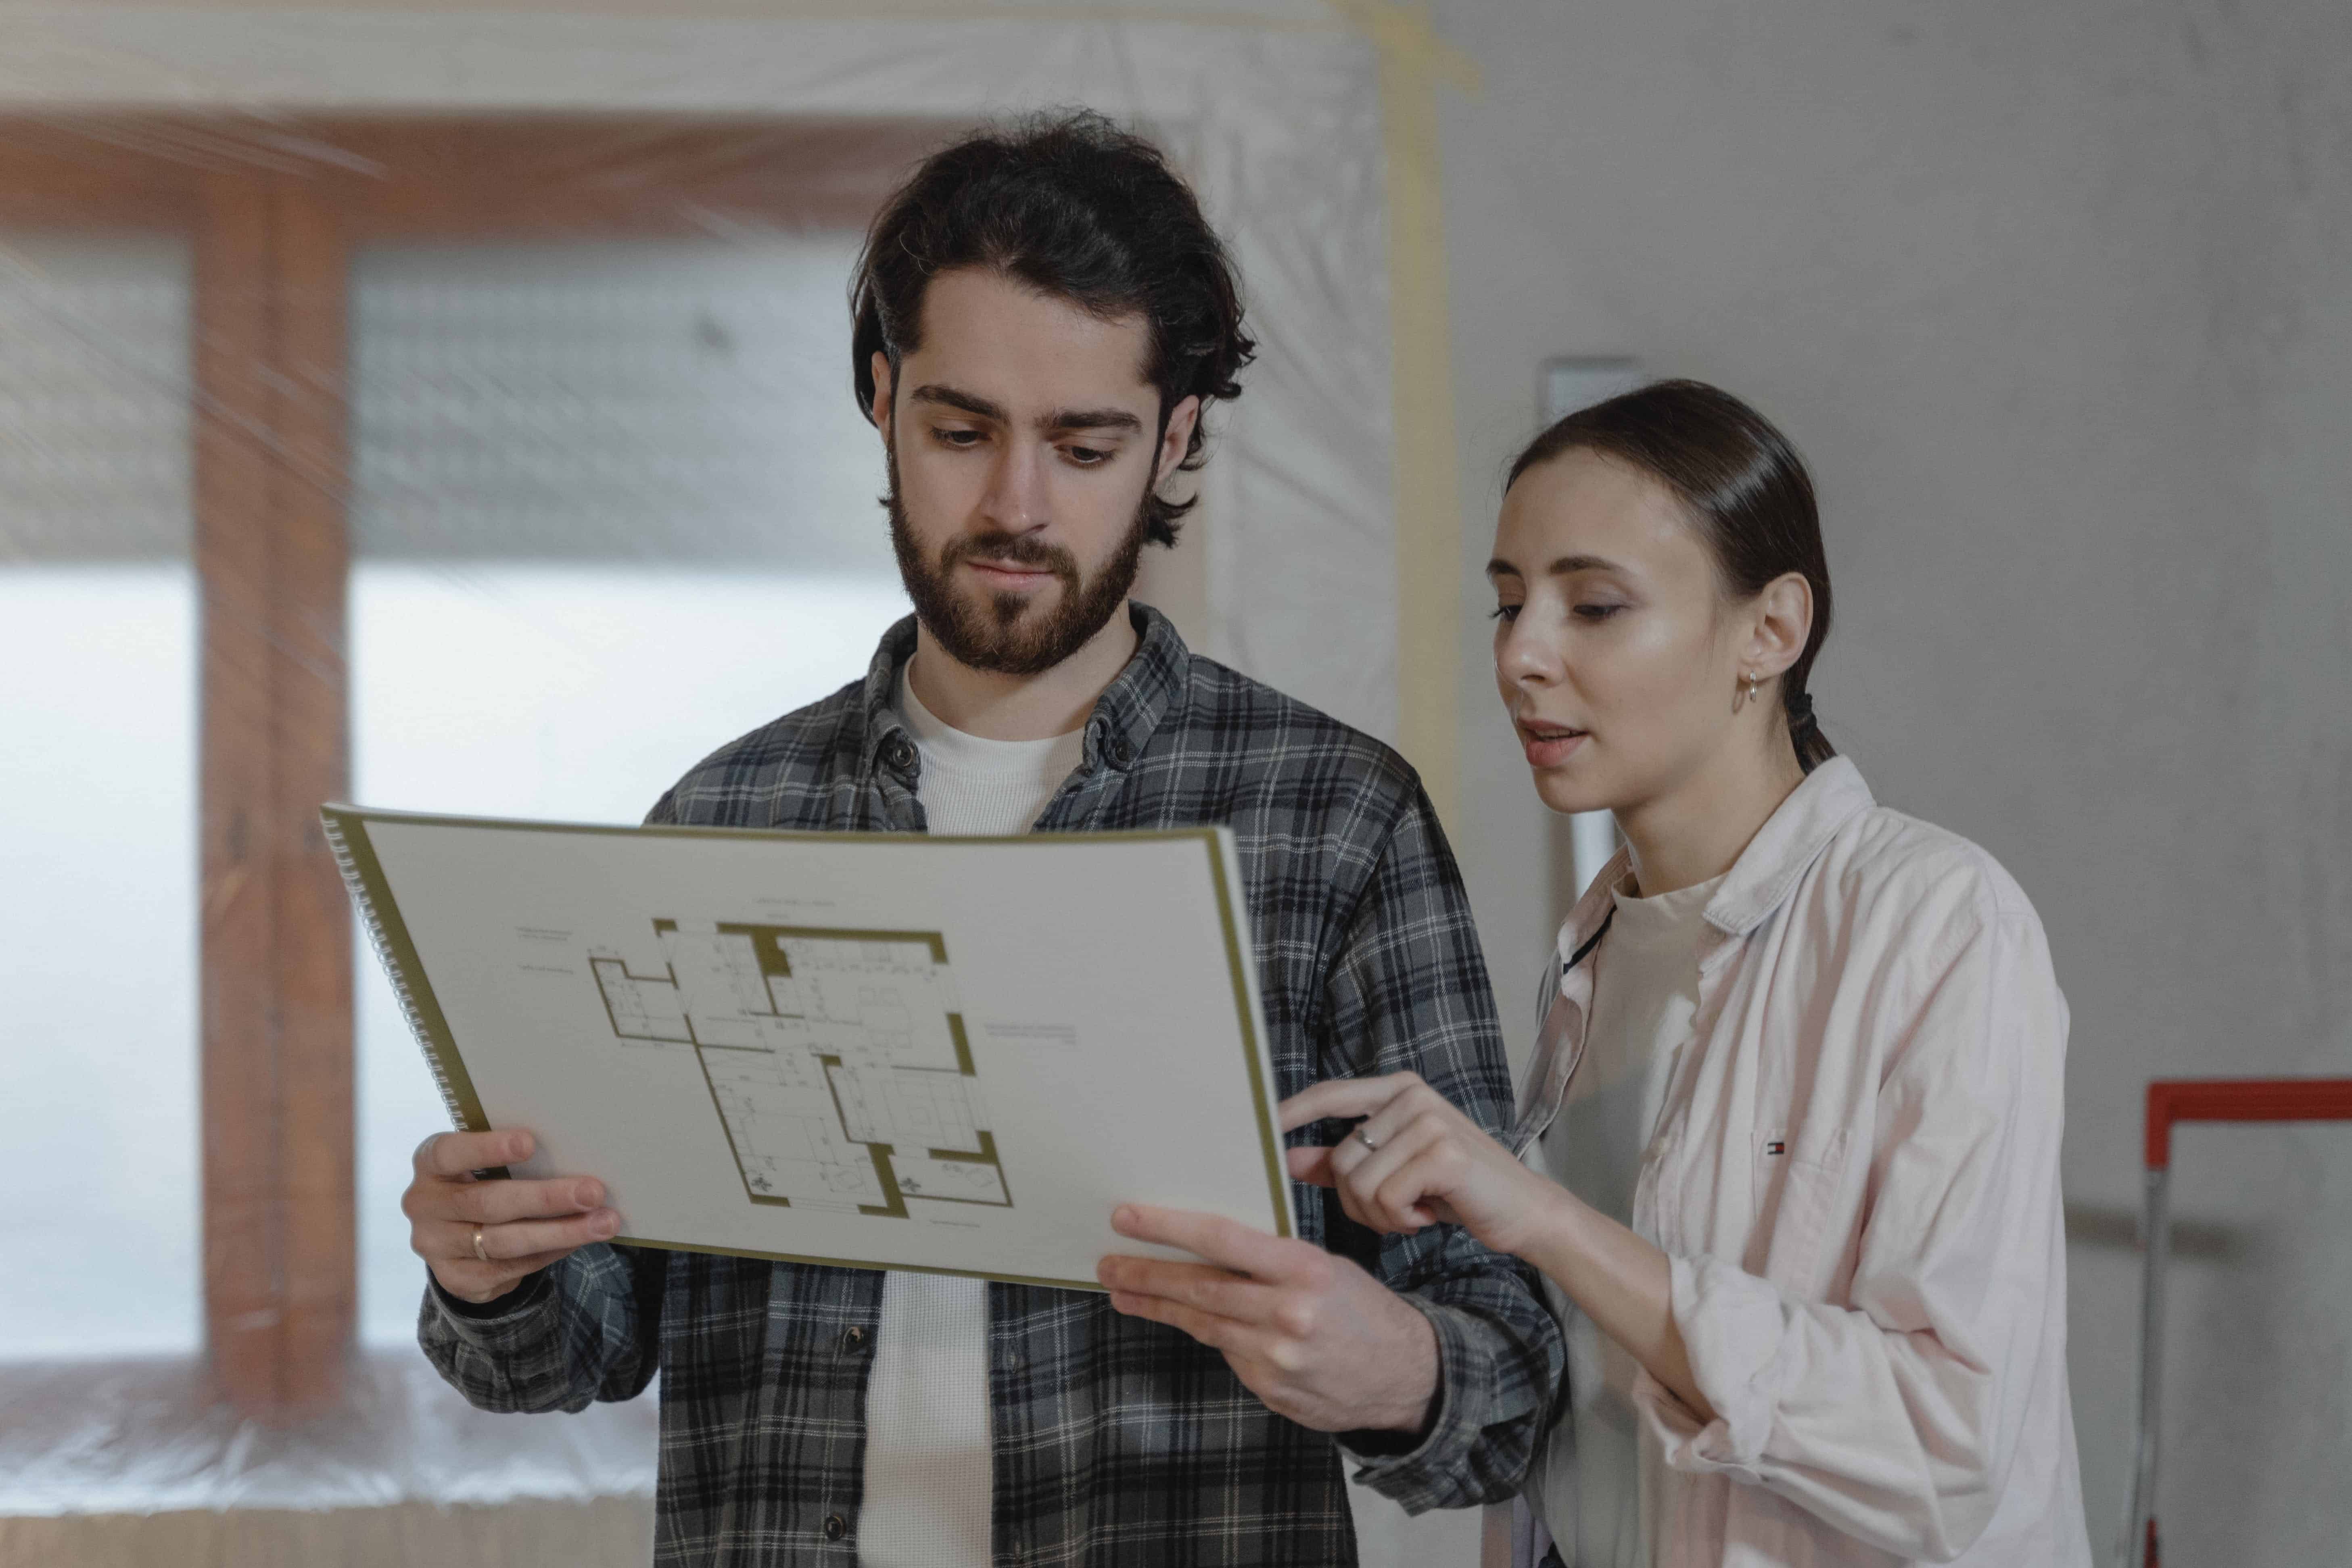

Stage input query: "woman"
[{"left": 1285, "top": 382, "right": 2090, "bottom": 1565}]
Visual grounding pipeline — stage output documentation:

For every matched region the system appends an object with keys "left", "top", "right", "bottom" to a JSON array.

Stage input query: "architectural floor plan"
[{"left": 589, "top": 920, "right": 1010, "bottom": 1217}]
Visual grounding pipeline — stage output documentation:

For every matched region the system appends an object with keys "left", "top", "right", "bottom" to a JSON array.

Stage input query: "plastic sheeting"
[
  {"left": 0, "top": 0, "right": 1398, "bottom": 1522},
  {"left": 0, "top": 1353, "right": 659, "bottom": 1515}
]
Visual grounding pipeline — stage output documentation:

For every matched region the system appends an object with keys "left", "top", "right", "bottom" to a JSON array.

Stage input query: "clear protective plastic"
[{"left": 0, "top": 4, "right": 1395, "bottom": 1517}]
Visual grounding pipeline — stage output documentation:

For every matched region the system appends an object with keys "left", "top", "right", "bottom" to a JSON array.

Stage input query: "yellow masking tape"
[{"left": 1331, "top": 0, "right": 1479, "bottom": 832}]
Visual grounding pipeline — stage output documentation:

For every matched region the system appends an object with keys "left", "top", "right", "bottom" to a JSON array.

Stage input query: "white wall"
[{"left": 1436, "top": 1, "right": 2352, "bottom": 1559}]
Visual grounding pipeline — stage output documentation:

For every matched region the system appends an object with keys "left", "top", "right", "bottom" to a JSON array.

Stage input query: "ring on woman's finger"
[
  {"left": 1352, "top": 1126, "right": 1381, "bottom": 1153},
  {"left": 472, "top": 1224, "right": 489, "bottom": 1263}
]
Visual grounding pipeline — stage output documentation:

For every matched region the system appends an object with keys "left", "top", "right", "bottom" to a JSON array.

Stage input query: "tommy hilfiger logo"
[{"left": 1765, "top": 1140, "right": 1788, "bottom": 1156}]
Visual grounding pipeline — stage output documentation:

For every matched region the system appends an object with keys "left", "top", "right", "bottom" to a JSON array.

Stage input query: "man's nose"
[{"left": 978, "top": 442, "right": 1047, "bottom": 533}]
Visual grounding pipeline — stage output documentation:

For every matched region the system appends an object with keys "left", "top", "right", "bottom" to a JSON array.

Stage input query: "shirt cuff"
[
  {"left": 1632, "top": 1252, "right": 1785, "bottom": 1485},
  {"left": 424, "top": 1267, "right": 556, "bottom": 1338},
  {"left": 1336, "top": 1294, "right": 1490, "bottom": 1510}
]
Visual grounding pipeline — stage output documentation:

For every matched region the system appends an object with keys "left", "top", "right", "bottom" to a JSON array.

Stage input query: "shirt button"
[
  {"left": 997, "top": 1349, "right": 1024, "bottom": 1372},
  {"left": 840, "top": 1326, "right": 868, "bottom": 1355},
  {"left": 1109, "top": 737, "right": 1134, "bottom": 767},
  {"left": 882, "top": 735, "right": 916, "bottom": 772},
  {"left": 823, "top": 1513, "right": 847, "bottom": 1542}
]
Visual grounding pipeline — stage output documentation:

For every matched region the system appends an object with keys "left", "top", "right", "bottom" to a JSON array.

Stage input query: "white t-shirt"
[
  {"left": 1525, "top": 871, "right": 1724, "bottom": 1568},
  {"left": 856, "top": 666, "right": 1086, "bottom": 1568}
]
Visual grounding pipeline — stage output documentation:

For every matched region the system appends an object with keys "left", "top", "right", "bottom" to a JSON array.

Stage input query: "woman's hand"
[
  {"left": 1288, "top": 1071, "right": 1717, "bottom": 1425},
  {"left": 1282, "top": 1072, "right": 1561, "bottom": 1259}
]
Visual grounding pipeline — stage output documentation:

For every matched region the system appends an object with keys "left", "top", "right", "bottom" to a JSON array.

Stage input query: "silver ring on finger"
[
  {"left": 1352, "top": 1126, "right": 1381, "bottom": 1153},
  {"left": 472, "top": 1224, "right": 489, "bottom": 1263}
]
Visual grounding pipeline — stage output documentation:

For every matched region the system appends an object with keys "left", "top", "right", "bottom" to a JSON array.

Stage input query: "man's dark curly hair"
[{"left": 851, "top": 110, "right": 1255, "bottom": 548}]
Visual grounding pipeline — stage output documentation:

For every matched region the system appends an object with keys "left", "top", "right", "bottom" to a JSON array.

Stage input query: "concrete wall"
[
  {"left": 1436, "top": 1, "right": 2352, "bottom": 1558},
  {"left": 8, "top": 0, "right": 2346, "bottom": 1558}
]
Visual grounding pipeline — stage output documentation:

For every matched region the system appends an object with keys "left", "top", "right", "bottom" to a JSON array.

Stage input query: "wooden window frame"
[{"left": 0, "top": 115, "right": 948, "bottom": 1419}]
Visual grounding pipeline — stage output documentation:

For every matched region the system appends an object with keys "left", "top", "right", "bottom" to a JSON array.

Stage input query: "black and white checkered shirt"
[{"left": 420, "top": 604, "right": 1563, "bottom": 1566}]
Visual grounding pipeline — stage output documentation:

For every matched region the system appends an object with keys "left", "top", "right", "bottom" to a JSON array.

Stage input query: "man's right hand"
[{"left": 404, "top": 1129, "right": 621, "bottom": 1305}]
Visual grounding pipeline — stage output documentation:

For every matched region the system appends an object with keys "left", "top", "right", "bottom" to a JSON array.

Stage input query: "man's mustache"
[{"left": 945, "top": 534, "right": 1077, "bottom": 575}]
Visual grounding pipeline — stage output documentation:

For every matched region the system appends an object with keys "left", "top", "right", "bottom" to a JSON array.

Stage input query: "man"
[{"left": 403, "top": 111, "right": 1560, "bottom": 1566}]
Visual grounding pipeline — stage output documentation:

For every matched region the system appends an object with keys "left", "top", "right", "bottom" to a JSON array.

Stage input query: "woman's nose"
[{"left": 1496, "top": 616, "right": 1563, "bottom": 688}]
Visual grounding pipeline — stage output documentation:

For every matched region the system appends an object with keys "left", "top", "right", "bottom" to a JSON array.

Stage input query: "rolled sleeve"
[
  {"left": 1633, "top": 1253, "right": 1783, "bottom": 1484},
  {"left": 428, "top": 1267, "right": 555, "bottom": 1329},
  {"left": 1314, "top": 783, "right": 1566, "bottom": 1512},
  {"left": 1631, "top": 902, "right": 2070, "bottom": 1561},
  {"left": 1343, "top": 1292, "right": 1560, "bottom": 1510},
  {"left": 418, "top": 1241, "right": 665, "bottom": 1415}
]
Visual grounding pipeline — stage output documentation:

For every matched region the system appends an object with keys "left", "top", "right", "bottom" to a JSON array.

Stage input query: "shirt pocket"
[{"left": 1749, "top": 1125, "right": 1850, "bottom": 1286}]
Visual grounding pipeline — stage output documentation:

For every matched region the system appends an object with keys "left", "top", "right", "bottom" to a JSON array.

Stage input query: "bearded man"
[{"left": 403, "top": 111, "right": 1560, "bottom": 1568}]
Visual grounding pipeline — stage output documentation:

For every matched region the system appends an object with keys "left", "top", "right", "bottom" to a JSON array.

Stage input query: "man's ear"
[
  {"left": 870, "top": 351, "right": 896, "bottom": 443},
  {"left": 1155, "top": 395, "right": 1202, "bottom": 490}
]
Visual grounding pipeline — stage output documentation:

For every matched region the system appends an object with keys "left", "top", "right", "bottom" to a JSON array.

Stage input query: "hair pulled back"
[
  {"left": 852, "top": 109, "right": 1255, "bottom": 548},
  {"left": 1507, "top": 378, "right": 1835, "bottom": 771}
]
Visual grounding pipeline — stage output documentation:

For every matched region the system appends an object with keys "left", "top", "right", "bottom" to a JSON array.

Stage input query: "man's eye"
[
  {"left": 932, "top": 428, "right": 984, "bottom": 448},
  {"left": 1065, "top": 445, "right": 1110, "bottom": 466}
]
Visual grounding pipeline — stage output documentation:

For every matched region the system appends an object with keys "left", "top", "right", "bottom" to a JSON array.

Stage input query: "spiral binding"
[{"left": 321, "top": 813, "right": 473, "bottom": 1132}]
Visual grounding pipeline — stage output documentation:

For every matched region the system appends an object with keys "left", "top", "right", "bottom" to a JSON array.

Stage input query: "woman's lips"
[{"left": 1518, "top": 724, "right": 1587, "bottom": 768}]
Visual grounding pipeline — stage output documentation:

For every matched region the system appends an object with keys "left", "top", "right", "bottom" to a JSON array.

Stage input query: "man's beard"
[{"left": 885, "top": 445, "right": 1149, "bottom": 677}]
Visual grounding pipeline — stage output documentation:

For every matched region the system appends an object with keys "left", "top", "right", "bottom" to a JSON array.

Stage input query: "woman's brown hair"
[{"left": 1506, "top": 378, "right": 1835, "bottom": 771}]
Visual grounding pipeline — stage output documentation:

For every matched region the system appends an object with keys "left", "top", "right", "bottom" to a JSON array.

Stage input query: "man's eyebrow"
[
  {"left": 908, "top": 384, "right": 1144, "bottom": 436},
  {"left": 1040, "top": 407, "right": 1145, "bottom": 435},
  {"left": 1486, "top": 553, "right": 1627, "bottom": 578},
  {"left": 909, "top": 384, "right": 1007, "bottom": 423}
]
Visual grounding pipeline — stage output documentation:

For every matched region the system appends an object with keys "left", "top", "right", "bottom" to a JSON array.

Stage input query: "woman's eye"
[
  {"left": 1489, "top": 603, "right": 1522, "bottom": 624},
  {"left": 1573, "top": 603, "right": 1625, "bottom": 621}
]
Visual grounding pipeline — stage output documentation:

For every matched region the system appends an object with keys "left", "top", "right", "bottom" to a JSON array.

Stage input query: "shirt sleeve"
[
  {"left": 419, "top": 1240, "right": 668, "bottom": 1412},
  {"left": 1633, "top": 898, "right": 2071, "bottom": 1561},
  {"left": 1314, "top": 781, "right": 1568, "bottom": 1512}
]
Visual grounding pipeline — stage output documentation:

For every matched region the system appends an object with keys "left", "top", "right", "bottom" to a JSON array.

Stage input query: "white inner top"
[
  {"left": 856, "top": 664, "right": 1087, "bottom": 1568},
  {"left": 1527, "top": 871, "right": 1724, "bottom": 1568}
]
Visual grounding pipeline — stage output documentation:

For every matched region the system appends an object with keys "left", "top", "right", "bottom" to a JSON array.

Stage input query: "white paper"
[{"left": 330, "top": 809, "right": 1292, "bottom": 1290}]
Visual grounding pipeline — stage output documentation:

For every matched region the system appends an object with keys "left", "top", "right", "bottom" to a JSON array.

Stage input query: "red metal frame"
[
  {"left": 2123, "top": 1077, "right": 2352, "bottom": 1568},
  {"left": 2144, "top": 1077, "right": 2352, "bottom": 1169}
]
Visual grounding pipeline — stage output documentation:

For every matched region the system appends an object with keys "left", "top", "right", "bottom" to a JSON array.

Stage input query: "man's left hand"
[{"left": 1097, "top": 1203, "right": 1439, "bottom": 1436}]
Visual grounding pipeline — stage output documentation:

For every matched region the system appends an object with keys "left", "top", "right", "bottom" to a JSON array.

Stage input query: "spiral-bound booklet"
[{"left": 322, "top": 805, "right": 1293, "bottom": 1290}]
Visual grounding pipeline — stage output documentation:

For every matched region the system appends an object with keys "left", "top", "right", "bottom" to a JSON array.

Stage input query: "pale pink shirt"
[{"left": 1524, "top": 758, "right": 2091, "bottom": 1565}]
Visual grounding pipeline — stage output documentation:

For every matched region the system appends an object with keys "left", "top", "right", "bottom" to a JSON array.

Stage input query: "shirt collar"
[
  {"left": 854, "top": 600, "right": 1190, "bottom": 777},
  {"left": 1555, "top": 756, "right": 1876, "bottom": 965},
  {"left": 1702, "top": 755, "right": 1874, "bottom": 936}
]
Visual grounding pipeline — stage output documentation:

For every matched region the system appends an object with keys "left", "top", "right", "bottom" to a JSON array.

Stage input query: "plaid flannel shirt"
[{"left": 420, "top": 604, "right": 1563, "bottom": 1566}]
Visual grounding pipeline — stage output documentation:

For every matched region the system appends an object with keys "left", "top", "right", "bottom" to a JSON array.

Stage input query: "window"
[
  {"left": 0, "top": 232, "right": 201, "bottom": 1360},
  {"left": 0, "top": 116, "right": 940, "bottom": 1411},
  {"left": 344, "top": 236, "right": 907, "bottom": 1341}
]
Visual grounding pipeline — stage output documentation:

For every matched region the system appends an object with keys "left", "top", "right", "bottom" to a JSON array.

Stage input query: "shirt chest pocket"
[{"left": 1747, "top": 1125, "right": 1851, "bottom": 1285}]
